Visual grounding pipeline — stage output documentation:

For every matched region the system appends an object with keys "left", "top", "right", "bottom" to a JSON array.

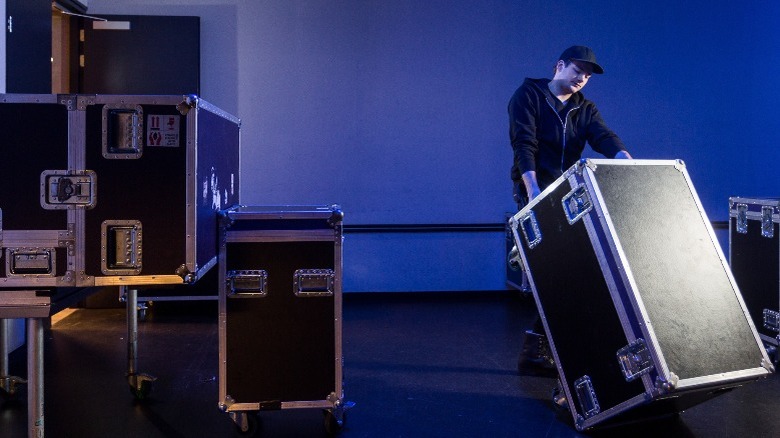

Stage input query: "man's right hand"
[{"left": 521, "top": 170, "right": 542, "bottom": 200}]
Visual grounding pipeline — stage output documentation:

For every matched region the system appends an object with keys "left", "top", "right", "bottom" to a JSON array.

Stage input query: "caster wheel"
[
  {"left": 1, "top": 376, "right": 26, "bottom": 401},
  {"left": 129, "top": 379, "right": 152, "bottom": 400},
  {"left": 323, "top": 409, "right": 345, "bottom": 435},
  {"left": 128, "top": 373, "right": 156, "bottom": 400},
  {"left": 138, "top": 301, "right": 152, "bottom": 322},
  {"left": 0, "top": 388, "right": 12, "bottom": 401},
  {"left": 232, "top": 412, "right": 259, "bottom": 436}
]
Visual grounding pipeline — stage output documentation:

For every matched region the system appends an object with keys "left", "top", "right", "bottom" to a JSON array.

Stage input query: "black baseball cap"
[{"left": 559, "top": 45, "right": 604, "bottom": 74}]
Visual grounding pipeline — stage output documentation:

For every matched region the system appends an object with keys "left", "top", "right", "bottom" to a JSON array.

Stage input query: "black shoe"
[{"left": 517, "top": 330, "right": 558, "bottom": 378}]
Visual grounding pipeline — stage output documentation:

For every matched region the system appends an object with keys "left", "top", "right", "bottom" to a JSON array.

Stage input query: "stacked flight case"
[
  {"left": 508, "top": 159, "right": 772, "bottom": 431},
  {"left": 729, "top": 198, "right": 780, "bottom": 350},
  {"left": 217, "top": 205, "right": 349, "bottom": 435},
  {"left": 0, "top": 93, "right": 240, "bottom": 289},
  {"left": 0, "top": 95, "right": 73, "bottom": 287}
]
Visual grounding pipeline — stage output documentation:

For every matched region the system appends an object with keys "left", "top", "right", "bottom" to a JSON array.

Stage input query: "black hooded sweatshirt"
[{"left": 508, "top": 77, "right": 626, "bottom": 197}]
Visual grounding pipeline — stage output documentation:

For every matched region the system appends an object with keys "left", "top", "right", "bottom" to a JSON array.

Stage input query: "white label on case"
[{"left": 147, "top": 114, "right": 180, "bottom": 147}]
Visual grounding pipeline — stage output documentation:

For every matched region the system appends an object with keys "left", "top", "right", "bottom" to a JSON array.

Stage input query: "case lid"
[{"left": 220, "top": 205, "right": 343, "bottom": 231}]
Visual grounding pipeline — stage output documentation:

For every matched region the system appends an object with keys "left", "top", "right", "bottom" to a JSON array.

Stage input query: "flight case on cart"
[
  {"left": 83, "top": 94, "right": 240, "bottom": 288},
  {"left": 0, "top": 94, "right": 75, "bottom": 288},
  {"left": 729, "top": 197, "right": 780, "bottom": 350},
  {"left": 217, "top": 205, "right": 350, "bottom": 434},
  {"left": 0, "top": 93, "right": 240, "bottom": 289},
  {"left": 508, "top": 159, "right": 772, "bottom": 431}
]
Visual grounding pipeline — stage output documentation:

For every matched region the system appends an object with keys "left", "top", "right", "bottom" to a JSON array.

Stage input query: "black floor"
[{"left": 3, "top": 291, "right": 780, "bottom": 437}]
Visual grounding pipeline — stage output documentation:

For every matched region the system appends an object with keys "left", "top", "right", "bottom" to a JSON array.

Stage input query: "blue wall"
[{"left": 89, "top": 0, "right": 780, "bottom": 291}]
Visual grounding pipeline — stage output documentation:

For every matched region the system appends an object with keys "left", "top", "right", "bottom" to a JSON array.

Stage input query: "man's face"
[{"left": 553, "top": 59, "right": 593, "bottom": 94}]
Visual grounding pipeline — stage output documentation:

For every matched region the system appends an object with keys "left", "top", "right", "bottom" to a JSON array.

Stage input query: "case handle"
[
  {"left": 226, "top": 270, "right": 268, "bottom": 298},
  {"left": 518, "top": 211, "right": 542, "bottom": 249},
  {"left": 293, "top": 269, "right": 335, "bottom": 297}
]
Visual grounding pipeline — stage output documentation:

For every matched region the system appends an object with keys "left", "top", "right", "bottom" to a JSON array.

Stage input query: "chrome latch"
[
  {"left": 40, "top": 170, "right": 97, "bottom": 209},
  {"left": 226, "top": 270, "right": 268, "bottom": 297},
  {"left": 617, "top": 338, "right": 654, "bottom": 381},
  {"left": 562, "top": 184, "right": 592, "bottom": 224}
]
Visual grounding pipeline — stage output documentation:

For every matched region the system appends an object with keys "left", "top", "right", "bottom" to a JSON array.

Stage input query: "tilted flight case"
[
  {"left": 729, "top": 197, "right": 780, "bottom": 347},
  {"left": 0, "top": 94, "right": 80, "bottom": 287},
  {"left": 81, "top": 94, "right": 240, "bottom": 287},
  {"left": 217, "top": 205, "right": 349, "bottom": 434},
  {"left": 509, "top": 159, "right": 772, "bottom": 431}
]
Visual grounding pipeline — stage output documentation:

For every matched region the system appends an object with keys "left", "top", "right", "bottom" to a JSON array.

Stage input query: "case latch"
[
  {"left": 40, "top": 170, "right": 96, "bottom": 209},
  {"left": 736, "top": 203, "right": 748, "bottom": 234},
  {"left": 616, "top": 338, "right": 654, "bottom": 381},
  {"left": 101, "top": 220, "right": 142, "bottom": 275},
  {"left": 562, "top": 184, "right": 592, "bottom": 224},
  {"left": 573, "top": 375, "right": 600, "bottom": 420},
  {"left": 226, "top": 270, "right": 268, "bottom": 297},
  {"left": 293, "top": 269, "right": 335, "bottom": 297},
  {"left": 762, "top": 206, "right": 775, "bottom": 238},
  {"left": 764, "top": 309, "right": 780, "bottom": 333}
]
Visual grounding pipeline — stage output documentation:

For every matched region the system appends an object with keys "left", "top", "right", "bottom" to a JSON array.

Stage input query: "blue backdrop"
[{"left": 89, "top": 0, "right": 780, "bottom": 291}]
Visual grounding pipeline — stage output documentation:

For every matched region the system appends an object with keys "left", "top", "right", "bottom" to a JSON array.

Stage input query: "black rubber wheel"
[
  {"left": 129, "top": 378, "right": 152, "bottom": 400},
  {"left": 323, "top": 410, "right": 345, "bottom": 435}
]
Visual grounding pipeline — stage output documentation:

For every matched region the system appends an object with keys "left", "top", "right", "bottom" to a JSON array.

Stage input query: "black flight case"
[
  {"left": 217, "top": 205, "right": 350, "bottom": 434},
  {"left": 729, "top": 197, "right": 780, "bottom": 352},
  {"left": 0, "top": 93, "right": 240, "bottom": 289},
  {"left": 508, "top": 159, "right": 772, "bottom": 431}
]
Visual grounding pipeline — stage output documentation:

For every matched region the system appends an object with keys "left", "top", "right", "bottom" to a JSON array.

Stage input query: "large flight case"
[
  {"left": 217, "top": 205, "right": 349, "bottom": 434},
  {"left": 729, "top": 197, "right": 780, "bottom": 347},
  {"left": 0, "top": 94, "right": 240, "bottom": 289},
  {"left": 508, "top": 159, "right": 771, "bottom": 431},
  {"left": 0, "top": 95, "right": 75, "bottom": 288}
]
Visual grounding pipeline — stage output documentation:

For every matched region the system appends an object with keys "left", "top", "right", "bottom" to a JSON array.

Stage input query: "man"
[
  {"left": 508, "top": 45, "right": 632, "bottom": 376},
  {"left": 509, "top": 45, "right": 631, "bottom": 208}
]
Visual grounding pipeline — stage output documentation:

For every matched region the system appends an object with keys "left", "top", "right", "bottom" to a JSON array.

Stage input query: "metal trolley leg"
[
  {"left": 28, "top": 318, "right": 44, "bottom": 438},
  {"left": 1, "top": 319, "right": 28, "bottom": 400},
  {"left": 123, "top": 287, "right": 156, "bottom": 399},
  {"left": 1, "top": 319, "right": 6, "bottom": 386}
]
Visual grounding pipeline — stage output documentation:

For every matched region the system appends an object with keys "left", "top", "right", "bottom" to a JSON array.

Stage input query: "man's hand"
[
  {"left": 521, "top": 170, "right": 542, "bottom": 200},
  {"left": 614, "top": 150, "right": 632, "bottom": 159}
]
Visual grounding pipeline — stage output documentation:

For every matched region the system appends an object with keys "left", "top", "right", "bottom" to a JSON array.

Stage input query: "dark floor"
[{"left": 2, "top": 291, "right": 780, "bottom": 437}]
